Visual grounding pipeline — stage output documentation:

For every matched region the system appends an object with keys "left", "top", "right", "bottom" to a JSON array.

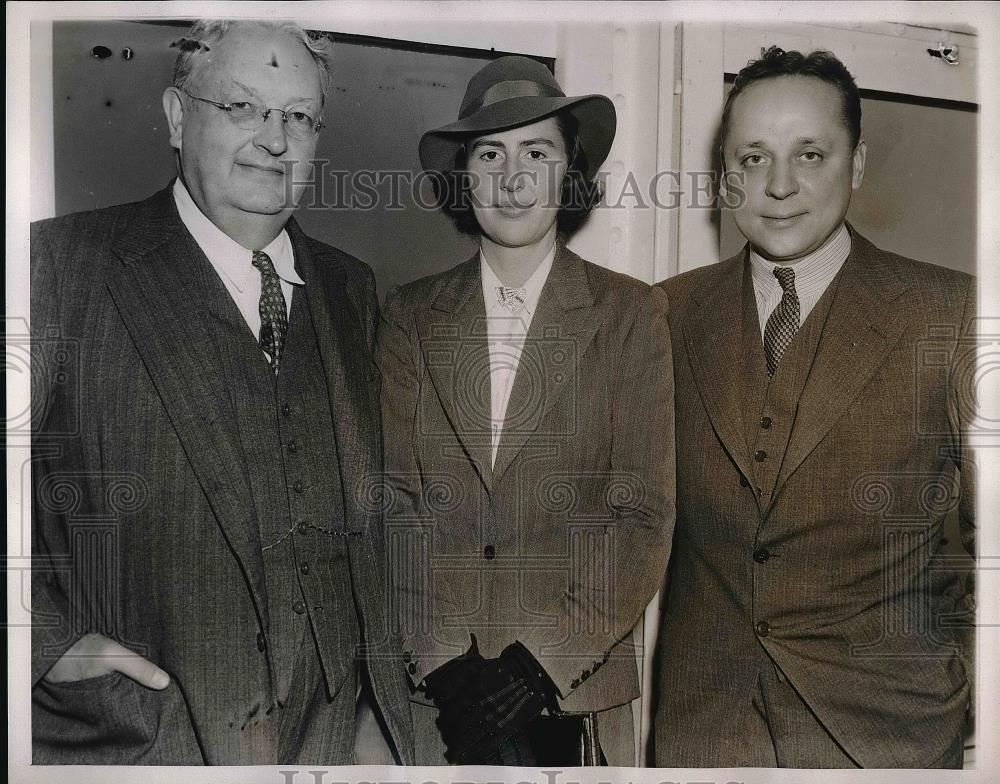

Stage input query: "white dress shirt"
[
  {"left": 172, "top": 179, "right": 303, "bottom": 359},
  {"left": 481, "top": 244, "right": 556, "bottom": 467},
  {"left": 750, "top": 223, "right": 851, "bottom": 341}
]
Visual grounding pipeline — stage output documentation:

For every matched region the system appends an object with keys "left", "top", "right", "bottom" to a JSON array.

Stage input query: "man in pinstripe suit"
[{"left": 30, "top": 19, "right": 411, "bottom": 764}]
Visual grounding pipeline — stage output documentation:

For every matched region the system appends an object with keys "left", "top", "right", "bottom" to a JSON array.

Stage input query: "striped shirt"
[{"left": 750, "top": 223, "right": 851, "bottom": 342}]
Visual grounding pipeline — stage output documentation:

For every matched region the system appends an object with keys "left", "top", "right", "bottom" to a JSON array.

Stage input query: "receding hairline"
[
  {"left": 721, "top": 73, "right": 857, "bottom": 151},
  {"left": 172, "top": 19, "right": 333, "bottom": 103}
]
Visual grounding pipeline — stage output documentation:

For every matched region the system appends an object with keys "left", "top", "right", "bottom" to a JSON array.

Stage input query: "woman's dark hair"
[
  {"left": 432, "top": 110, "right": 604, "bottom": 237},
  {"left": 721, "top": 46, "right": 862, "bottom": 150}
]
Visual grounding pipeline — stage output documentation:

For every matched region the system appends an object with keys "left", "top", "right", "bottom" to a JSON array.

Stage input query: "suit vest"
[
  {"left": 740, "top": 263, "right": 843, "bottom": 511},
  {"left": 208, "top": 282, "right": 361, "bottom": 707}
]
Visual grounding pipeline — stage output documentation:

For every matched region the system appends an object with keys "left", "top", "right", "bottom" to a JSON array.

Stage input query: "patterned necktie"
[
  {"left": 251, "top": 250, "right": 288, "bottom": 373},
  {"left": 763, "top": 266, "right": 800, "bottom": 378},
  {"left": 496, "top": 285, "right": 527, "bottom": 314}
]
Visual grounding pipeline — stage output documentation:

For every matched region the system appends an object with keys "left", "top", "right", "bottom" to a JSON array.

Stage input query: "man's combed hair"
[
  {"left": 171, "top": 20, "right": 334, "bottom": 105},
  {"left": 433, "top": 111, "right": 604, "bottom": 238},
  {"left": 722, "top": 46, "right": 862, "bottom": 149}
]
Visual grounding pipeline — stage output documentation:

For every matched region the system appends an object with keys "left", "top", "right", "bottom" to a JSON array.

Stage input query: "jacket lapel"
[
  {"left": 288, "top": 221, "right": 380, "bottom": 535},
  {"left": 104, "top": 186, "right": 267, "bottom": 615},
  {"left": 770, "top": 232, "right": 912, "bottom": 503},
  {"left": 418, "top": 255, "right": 494, "bottom": 494},
  {"left": 492, "top": 245, "right": 602, "bottom": 485},
  {"left": 683, "top": 250, "right": 758, "bottom": 483}
]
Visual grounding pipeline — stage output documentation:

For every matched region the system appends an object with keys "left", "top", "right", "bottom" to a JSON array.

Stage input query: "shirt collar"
[
  {"left": 172, "top": 178, "right": 304, "bottom": 286},
  {"left": 480, "top": 243, "right": 557, "bottom": 317},
  {"left": 749, "top": 222, "right": 851, "bottom": 293}
]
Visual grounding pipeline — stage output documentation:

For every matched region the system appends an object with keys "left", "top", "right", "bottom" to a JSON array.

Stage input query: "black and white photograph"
[{"left": 6, "top": 1, "right": 999, "bottom": 782}]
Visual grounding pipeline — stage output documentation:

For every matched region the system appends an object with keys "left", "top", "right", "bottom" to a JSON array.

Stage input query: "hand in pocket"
[{"left": 43, "top": 633, "right": 170, "bottom": 689}]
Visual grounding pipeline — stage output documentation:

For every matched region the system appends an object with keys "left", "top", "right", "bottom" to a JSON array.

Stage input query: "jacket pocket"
[{"left": 33, "top": 671, "right": 205, "bottom": 764}]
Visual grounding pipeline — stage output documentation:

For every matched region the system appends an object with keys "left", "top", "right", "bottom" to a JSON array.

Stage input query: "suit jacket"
[
  {"left": 30, "top": 185, "right": 413, "bottom": 764},
  {"left": 654, "top": 230, "right": 976, "bottom": 768},
  {"left": 376, "top": 244, "right": 675, "bottom": 765}
]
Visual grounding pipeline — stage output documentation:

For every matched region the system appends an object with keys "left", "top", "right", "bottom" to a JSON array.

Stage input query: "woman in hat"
[{"left": 376, "top": 55, "right": 675, "bottom": 766}]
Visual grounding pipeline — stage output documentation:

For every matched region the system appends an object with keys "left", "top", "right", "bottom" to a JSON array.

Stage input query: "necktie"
[
  {"left": 763, "top": 266, "right": 800, "bottom": 377},
  {"left": 251, "top": 250, "right": 288, "bottom": 373},
  {"left": 496, "top": 285, "right": 527, "bottom": 314}
]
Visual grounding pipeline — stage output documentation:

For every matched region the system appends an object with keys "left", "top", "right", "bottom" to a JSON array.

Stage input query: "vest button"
[
  {"left": 297, "top": 522, "right": 309, "bottom": 535},
  {"left": 760, "top": 416, "right": 772, "bottom": 429},
  {"left": 287, "top": 440, "right": 298, "bottom": 454},
  {"left": 293, "top": 480, "right": 304, "bottom": 493},
  {"left": 281, "top": 402, "right": 291, "bottom": 417},
  {"left": 407, "top": 663, "right": 417, "bottom": 675},
  {"left": 754, "top": 449, "right": 767, "bottom": 462},
  {"left": 739, "top": 475, "right": 750, "bottom": 487},
  {"left": 753, "top": 547, "right": 771, "bottom": 563},
  {"left": 256, "top": 632, "right": 266, "bottom": 652},
  {"left": 300, "top": 563, "right": 311, "bottom": 575},
  {"left": 755, "top": 620, "right": 770, "bottom": 637},
  {"left": 483, "top": 544, "right": 496, "bottom": 560},
  {"left": 292, "top": 600, "right": 307, "bottom": 615}
]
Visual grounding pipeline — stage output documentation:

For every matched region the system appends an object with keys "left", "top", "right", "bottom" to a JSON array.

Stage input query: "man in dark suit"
[
  {"left": 654, "top": 47, "right": 976, "bottom": 768},
  {"left": 31, "top": 19, "right": 411, "bottom": 764},
  {"left": 378, "top": 56, "right": 674, "bottom": 766}
]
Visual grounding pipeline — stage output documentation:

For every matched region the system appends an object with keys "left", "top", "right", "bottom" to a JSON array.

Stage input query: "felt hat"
[{"left": 418, "top": 55, "right": 616, "bottom": 180}]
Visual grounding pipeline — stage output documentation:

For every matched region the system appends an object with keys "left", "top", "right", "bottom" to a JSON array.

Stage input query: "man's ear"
[
  {"left": 851, "top": 139, "right": 867, "bottom": 190},
  {"left": 162, "top": 87, "right": 185, "bottom": 151}
]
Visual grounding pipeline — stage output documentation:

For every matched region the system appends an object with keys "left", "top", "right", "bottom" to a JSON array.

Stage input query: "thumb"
[{"left": 103, "top": 638, "right": 170, "bottom": 689}]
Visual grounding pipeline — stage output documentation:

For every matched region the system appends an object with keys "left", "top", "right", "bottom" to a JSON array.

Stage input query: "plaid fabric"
[{"left": 762, "top": 266, "right": 800, "bottom": 377}]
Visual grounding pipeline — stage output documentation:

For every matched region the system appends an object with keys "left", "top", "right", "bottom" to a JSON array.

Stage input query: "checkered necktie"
[
  {"left": 251, "top": 250, "right": 288, "bottom": 373},
  {"left": 496, "top": 285, "right": 527, "bottom": 314},
  {"left": 763, "top": 266, "right": 800, "bottom": 377}
]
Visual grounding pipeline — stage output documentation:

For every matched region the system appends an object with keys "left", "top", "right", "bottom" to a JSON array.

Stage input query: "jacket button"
[
  {"left": 581, "top": 669, "right": 591, "bottom": 681},
  {"left": 293, "top": 480, "right": 304, "bottom": 493},
  {"left": 297, "top": 522, "right": 309, "bottom": 535},
  {"left": 760, "top": 416, "right": 772, "bottom": 429},
  {"left": 403, "top": 650, "right": 413, "bottom": 663},
  {"left": 739, "top": 475, "right": 750, "bottom": 487},
  {"left": 755, "top": 620, "right": 770, "bottom": 637},
  {"left": 483, "top": 544, "right": 496, "bottom": 560},
  {"left": 287, "top": 440, "right": 298, "bottom": 454},
  {"left": 281, "top": 402, "right": 291, "bottom": 416},
  {"left": 753, "top": 547, "right": 771, "bottom": 564},
  {"left": 570, "top": 679, "right": 580, "bottom": 689},
  {"left": 293, "top": 600, "right": 307, "bottom": 615},
  {"left": 407, "top": 663, "right": 416, "bottom": 675},
  {"left": 754, "top": 449, "right": 767, "bottom": 462},
  {"left": 256, "top": 632, "right": 266, "bottom": 652},
  {"left": 300, "top": 563, "right": 311, "bottom": 575}
]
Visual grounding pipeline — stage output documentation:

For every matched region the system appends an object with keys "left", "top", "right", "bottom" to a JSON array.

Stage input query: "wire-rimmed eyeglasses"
[{"left": 181, "top": 90, "right": 324, "bottom": 140}]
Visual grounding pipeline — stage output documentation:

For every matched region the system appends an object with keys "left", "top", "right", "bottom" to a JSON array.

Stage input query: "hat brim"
[{"left": 418, "top": 94, "right": 616, "bottom": 181}]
